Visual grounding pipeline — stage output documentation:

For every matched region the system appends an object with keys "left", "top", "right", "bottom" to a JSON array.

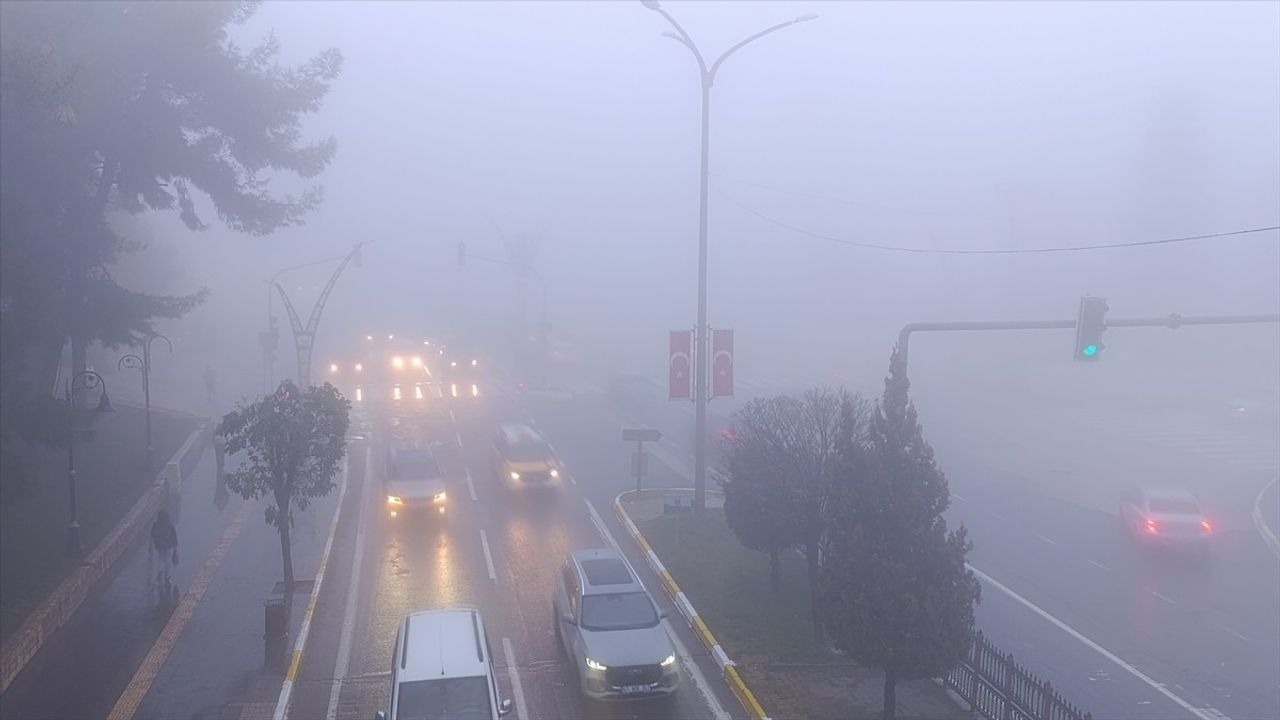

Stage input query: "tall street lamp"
[
  {"left": 118, "top": 333, "right": 172, "bottom": 477},
  {"left": 66, "top": 370, "right": 113, "bottom": 555},
  {"left": 642, "top": 0, "right": 817, "bottom": 511}
]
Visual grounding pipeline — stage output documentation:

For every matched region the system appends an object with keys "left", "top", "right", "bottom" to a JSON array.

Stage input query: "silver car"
[{"left": 553, "top": 548, "right": 679, "bottom": 700}]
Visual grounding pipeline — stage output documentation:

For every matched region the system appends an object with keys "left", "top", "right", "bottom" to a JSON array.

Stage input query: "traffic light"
[
  {"left": 457, "top": 242, "right": 466, "bottom": 267},
  {"left": 1074, "top": 296, "right": 1108, "bottom": 361}
]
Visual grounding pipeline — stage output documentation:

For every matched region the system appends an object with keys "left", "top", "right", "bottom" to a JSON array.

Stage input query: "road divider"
[
  {"left": 614, "top": 489, "right": 771, "bottom": 720},
  {"left": 1251, "top": 476, "right": 1280, "bottom": 558}
]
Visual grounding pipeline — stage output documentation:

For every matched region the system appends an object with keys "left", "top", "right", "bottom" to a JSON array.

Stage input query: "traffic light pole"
[{"left": 897, "top": 312, "right": 1280, "bottom": 372}]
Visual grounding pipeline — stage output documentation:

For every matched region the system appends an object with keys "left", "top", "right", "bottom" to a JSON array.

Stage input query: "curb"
[
  {"left": 614, "top": 489, "right": 770, "bottom": 720},
  {"left": 0, "top": 418, "right": 214, "bottom": 695},
  {"left": 1252, "top": 476, "right": 1280, "bottom": 559}
]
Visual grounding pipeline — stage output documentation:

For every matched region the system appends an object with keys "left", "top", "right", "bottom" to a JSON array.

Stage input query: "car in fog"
[
  {"left": 385, "top": 446, "right": 447, "bottom": 519},
  {"left": 445, "top": 351, "right": 482, "bottom": 398},
  {"left": 376, "top": 608, "right": 512, "bottom": 720},
  {"left": 553, "top": 548, "right": 679, "bottom": 700},
  {"left": 1119, "top": 487, "right": 1213, "bottom": 549},
  {"left": 491, "top": 423, "right": 563, "bottom": 487}
]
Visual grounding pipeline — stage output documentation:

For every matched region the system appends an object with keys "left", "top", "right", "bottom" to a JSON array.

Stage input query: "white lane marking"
[
  {"left": 501, "top": 637, "right": 529, "bottom": 720},
  {"left": 952, "top": 492, "right": 966, "bottom": 502},
  {"left": 455, "top": 431, "right": 464, "bottom": 450},
  {"left": 585, "top": 499, "right": 729, "bottom": 720},
  {"left": 968, "top": 564, "right": 1218, "bottom": 720},
  {"left": 1151, "top": 591, "right": 1177, "bottom": 606},
  {"left": 326, "top": 446, "right": 372, "bottom": 720},
  {"left": 479, "top": 529, "right": 497, "bottom": 581},
  {"left": 670, "top": 442, "right": 680, "bottom": 449},
  {"left": 992, "top": 512, "right": 1009, "bottom": 522},
  {"left": 465, "top": 467, "right": 478, "bottom": 502},
  {"left": 1251, "top": 476, "right": 1280, "bottom": 558},
  {"left": 567, "top": 473, "right": 577, "bottom": 486},
  {"left": 1223, "top": 627, "right": 1250, "bottom": 643},
  {"left": 1036, "top": 534, "right": 1058, "bottom": 546},
  {"left": 1087, "top": 559, "right": 1111, "bottom": 572},
  {"left": 449, "top": 408, "right": 456, "bottom": 425}
]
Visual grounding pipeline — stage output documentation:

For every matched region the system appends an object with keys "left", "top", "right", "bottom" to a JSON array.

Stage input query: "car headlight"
[
  {"left": 549, "top": 468, "right": 559, "bottom": 478},
  {"left": 585, "top": 658, "right": 607, "bottom": 672},
  {"left": 386, "top": 495, "right": 403, "bottom": 505},
  {"left": 433, "top": 491, "right": 447, "bottom": 503},
  {"left": 660, "top": 653, "right": 676, "bottom": 667},
  {"left": 509, "top": 471, "right": 520, "bottom": 481}
]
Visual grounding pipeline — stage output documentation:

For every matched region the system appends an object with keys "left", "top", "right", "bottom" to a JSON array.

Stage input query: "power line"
[{"left": 715, "top": 189, "right": 1280, "bottom": 255}]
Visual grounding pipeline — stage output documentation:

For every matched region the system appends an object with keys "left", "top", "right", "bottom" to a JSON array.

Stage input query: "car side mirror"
[
  {"left": 659, "top": 609, "right": 669, "bottom": 619},
  {"left": 499, "top": 698, "right": 513, "bottom": 715},
  {"left": 560, "top": 612, "right": 576, "bottom": 626},
  {"left": 374, "top": 712, "right": 386, "bottom": 720}
]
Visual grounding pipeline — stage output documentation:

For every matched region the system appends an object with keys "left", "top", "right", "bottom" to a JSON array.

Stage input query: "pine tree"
[{"left": 819, "top": 346, "right": 980, "bottom": 720}]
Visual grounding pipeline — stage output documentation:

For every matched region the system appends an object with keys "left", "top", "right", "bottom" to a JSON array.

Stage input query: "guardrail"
[{"left": 946, "top": 630, "right": 1092, "bottom": 720}]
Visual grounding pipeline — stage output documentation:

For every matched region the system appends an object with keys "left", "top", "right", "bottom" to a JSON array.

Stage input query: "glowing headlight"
[
  {"left": 470, "top": 359, "right": 477, "bottom": 367},
  {"left": 355, "top": 363, "right": 363, "bottom": 372},
  {"left": 549, "top": 468, "right": 559, "bottom": 478},
  {"left": 392, "top": 356, "right": 405, "bottom": 369},
  {"left": 329, "top": 363, "right": 339, "bottom": 373},
  {"left": 386, "top": 495, "right": 403, "bottom": 505},
  {"left": 585, "top": 658, "right": 607, "bottom": 672},
  {"left": 509, "top": 471, "right": 520, "bottom": 481},
  {"left": 411, "top": 356, "right": 422, "bottom": 367},
  {"left": 433, "top": 491, "right": 447, "bottom": 503},
  {"left": 661, "top": 654, "right": 676, "bottom": 667},
  {"left": 450, "top": 360, "right": 457, "bottom": 367}
]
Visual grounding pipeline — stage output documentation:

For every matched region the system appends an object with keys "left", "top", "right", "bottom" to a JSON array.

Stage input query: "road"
[
  {"left": 285, "top": 367, "right": 743, "bottom": 720},
  {"left": 924, "top": 398, "right": 1280, "bottom": 720}
]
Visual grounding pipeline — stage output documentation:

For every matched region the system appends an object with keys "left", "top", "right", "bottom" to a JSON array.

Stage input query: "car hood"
[
  {"left": 385, "top": 478, "right": 446, "bottom": 499},
  {"left": 580, "top": 623, "right": 673, "bottom": 668}
]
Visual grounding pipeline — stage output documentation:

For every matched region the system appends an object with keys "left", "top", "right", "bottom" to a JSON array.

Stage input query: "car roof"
[
  {"left": 1140, "top": 487, "right": 1198, "bottom": 502},
  {"left": 397, "top": 608, "right": 488, "bottom": 683},
  {"left": 570, "top": 549, "right": 643, "bottom": 594},
  {"left": 498, "top": 423, "right": 545, "bottom": 445}
]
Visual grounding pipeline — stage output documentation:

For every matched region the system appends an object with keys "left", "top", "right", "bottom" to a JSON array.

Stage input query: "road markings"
[
  {"left": 326, "top": 446, "right": 372, "bottom": 720},
  {"left": 449, "top": 409, "right": 456, "bottom": 425},
  {"left": 465, "top": 467, "right": 478, "bottom": 501},
  {"left": 1223, "top": 627, "right": 1250, "bottom": 643},
  {"left": 455, "top": 430, "right": 464, "bottom": 450},
  {"left": 1087, "top": 559, "right": 1111, "bottom": 572},
  {"left": 1036, "top": 534, "right": 1058, "bottom": 546},
  {"left": 274, "top": 456, "right": 352, "bottom": 720},
  {"left": 968, "top": 564, "right": 1221, "bottom": 720},
  {"left": 1251, "top": 476, "right": 1280, "bottom": 558},
  {"left": 586, "top": 499, "right": 731, "bottom": 720},
  {"left": 501, "top": 637, "right": 530, "bottom": 720},
  {"left": 1151, "top": 591, "right": 1177, "bottom": 606},
  {"left": 479, "top": 529, "right": 497, "bottom": 581},
  {"left": 107, "top": 500, "right": 253, "bottom": 720},
  {"left": 567, "top": 473, "right": 577, "bottom": 486},
  {"left": 952, "top": 492, "right": 966, "bottom": 502}
]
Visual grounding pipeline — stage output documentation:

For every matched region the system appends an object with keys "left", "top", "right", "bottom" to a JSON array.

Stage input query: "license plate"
[{"left": 619, "top": 684, "right": 650, "bottom": 694}]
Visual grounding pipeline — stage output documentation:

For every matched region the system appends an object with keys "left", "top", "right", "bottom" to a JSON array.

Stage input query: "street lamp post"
[
  {"left": 118, "top": 333, "right": 172, "bottom": 477},
  {"left": 66, "top": 370, "right": 113, "bottom": 555},
  {"left": 642, "top": 1, "right": 817, "bottom": 511}
]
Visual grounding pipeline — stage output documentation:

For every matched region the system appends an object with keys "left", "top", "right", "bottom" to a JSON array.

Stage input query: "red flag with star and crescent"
[
  {"left": 669, "top": 330, "right": 691, "bottom": 400},
  {"left": 712, "top": 328, "right": 733, "bottom": 398}
]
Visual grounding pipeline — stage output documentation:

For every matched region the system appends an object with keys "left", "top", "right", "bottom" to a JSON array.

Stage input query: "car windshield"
[
  {"left": 506, "top": 442, "right": 551, "bottom": 463},
  {"left": 580, "top": 592, "right": 659, "bottom": 631},
  {"left": 394, "top": 676, "right": 492, "bottom": 720},
  {"left": 1148, "top": 497, "right": 1200, "bottom": 514},
  {"left": 392, "top": 455, "right": 439, "bottom": 479}
]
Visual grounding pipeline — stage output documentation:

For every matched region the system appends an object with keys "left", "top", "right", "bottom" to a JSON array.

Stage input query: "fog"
[{"left": 113, "top": 0, "right": 1279, "bottom": 410}]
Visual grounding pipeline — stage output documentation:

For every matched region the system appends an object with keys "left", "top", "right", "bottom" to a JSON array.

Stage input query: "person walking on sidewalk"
[{"left": 150, "top": 508, "right": 179, "bottom": 581}]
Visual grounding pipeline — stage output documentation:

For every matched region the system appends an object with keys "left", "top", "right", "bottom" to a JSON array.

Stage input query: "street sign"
[{"left": 623, "top": 428, "right": 662, "bottom": 442}]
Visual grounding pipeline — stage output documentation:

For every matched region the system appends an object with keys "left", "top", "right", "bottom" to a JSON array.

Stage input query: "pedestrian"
[
  {"left": 150, "top": 508, "right": 179, "bottom": 580},
  {"left": 203, "top": 364, "right": 217, "bottom": 404}
]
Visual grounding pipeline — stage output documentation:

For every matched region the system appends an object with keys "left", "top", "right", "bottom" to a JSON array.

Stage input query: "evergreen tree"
[{"left": 819, "top": 346, "right": 980, "bottom": 720}]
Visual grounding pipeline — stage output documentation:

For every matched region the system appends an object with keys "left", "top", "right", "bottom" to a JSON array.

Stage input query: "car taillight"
[
  {"left": 1200, "top": 520, "right": 1212, "bottom": 533},
  {"left": 1144, "top": 518, "right": 1158, "bottom": 534}
]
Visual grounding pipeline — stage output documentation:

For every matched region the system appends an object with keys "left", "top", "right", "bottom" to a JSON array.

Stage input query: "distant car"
[
  {"left": 445, "top": 353, "right": 482, "bottom": 398},
  {"left": 553, "top": 548, "right": 679, "bottom": 700},
  {"left": 492, "top": 423, "right": 563, "bottom": 487},
  {"left": 385, "top": 447, "right": 447, "bottom": 518},
  {"left": 1119, "top": 488, "right": 1212, "bottom": 549},
  {"left": 376, "top": 608, "right": 512, "bottom": 720}
]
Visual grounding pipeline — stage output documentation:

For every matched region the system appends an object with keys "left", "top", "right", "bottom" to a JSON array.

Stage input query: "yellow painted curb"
[{"left": 726, "top": 664, "right": 768, "bottom": 720}]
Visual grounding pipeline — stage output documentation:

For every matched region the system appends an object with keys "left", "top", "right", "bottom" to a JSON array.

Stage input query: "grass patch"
[{"left": 637, "top": 508, "right": 963, "bottom": 720}]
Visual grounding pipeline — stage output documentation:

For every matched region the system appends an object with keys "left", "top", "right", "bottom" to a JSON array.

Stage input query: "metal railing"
[{"left": 945, "top": 630, "right": 1093, "bottom": 720}]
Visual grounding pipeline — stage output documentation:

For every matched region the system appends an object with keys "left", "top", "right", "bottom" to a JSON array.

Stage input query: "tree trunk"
[
  {"left": 806, "top": 532, "right": 822, "bottom": 642},
  {"left": 769, "top": 547, "right": 780, "bottom": 592},
  {"left": 277, "top": 491, "right": 294, "bottom": 592},
  {"left": 70, "top": 329, "right": 87, "bottom": 407},
  {"left": 882, "top": 666, "right": 897, "bottom": 720}
]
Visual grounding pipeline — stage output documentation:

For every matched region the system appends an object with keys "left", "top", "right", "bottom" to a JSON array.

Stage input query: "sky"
[{"left": 128, "top": 0, "right": 1280, "bottom": 405}]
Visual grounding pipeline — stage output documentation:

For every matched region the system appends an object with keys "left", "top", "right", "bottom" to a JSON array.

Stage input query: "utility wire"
[{"left": 715, "top": 189, "right": 1280, "bottom": 255}]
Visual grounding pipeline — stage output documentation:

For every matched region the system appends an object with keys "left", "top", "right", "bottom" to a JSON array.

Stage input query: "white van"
[{"left": 375, "top": 608, "right": 512, "bottom": 720}]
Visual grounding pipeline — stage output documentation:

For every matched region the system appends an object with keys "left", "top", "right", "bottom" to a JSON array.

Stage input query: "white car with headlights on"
[
  {"left": 491, "top": 423, "right": 564, "bottom": 488},
  {"left": 385, "top": 447, "right": 447, "bottom": 519}
]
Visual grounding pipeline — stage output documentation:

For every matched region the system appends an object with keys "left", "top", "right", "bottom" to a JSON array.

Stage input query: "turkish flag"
[
  {"left": 712, "top": 328, "right": 733, "bottom": 398},
  {"left": 669, "top": 330, "right": 691, "bottom": 400}
]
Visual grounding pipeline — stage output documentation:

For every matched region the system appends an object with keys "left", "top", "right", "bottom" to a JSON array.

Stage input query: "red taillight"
[
  {"left": 1144, "top": 518, "right": 1158, "bottom": 534},
  {"left": 1200, "top": 520, "right": 1212, "bottom": 533}
]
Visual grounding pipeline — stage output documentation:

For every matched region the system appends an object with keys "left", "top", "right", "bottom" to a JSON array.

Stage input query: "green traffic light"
[{"left": 1083, "top": 344, "right": 1098, "bottom": 357}]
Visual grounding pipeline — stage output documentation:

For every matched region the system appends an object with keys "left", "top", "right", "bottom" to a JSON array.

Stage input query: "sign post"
[{"left": 622, "top": 428, "right": 662, "bottom": 495}]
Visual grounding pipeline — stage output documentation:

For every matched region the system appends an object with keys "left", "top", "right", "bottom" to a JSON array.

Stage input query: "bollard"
[{"left": 264, "top": 595, "right": 288, "bottom": 671}]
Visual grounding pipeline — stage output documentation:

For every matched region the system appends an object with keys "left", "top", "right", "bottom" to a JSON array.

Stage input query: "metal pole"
[
  {"left": 693, "top": 75, "right": 711, "bottom": 513},
  {"left": 143, "top": 343, "right": 152, "bottom": 477},
  {"left": 66, "top": 380, "right": 80, "bottom": 556}
]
